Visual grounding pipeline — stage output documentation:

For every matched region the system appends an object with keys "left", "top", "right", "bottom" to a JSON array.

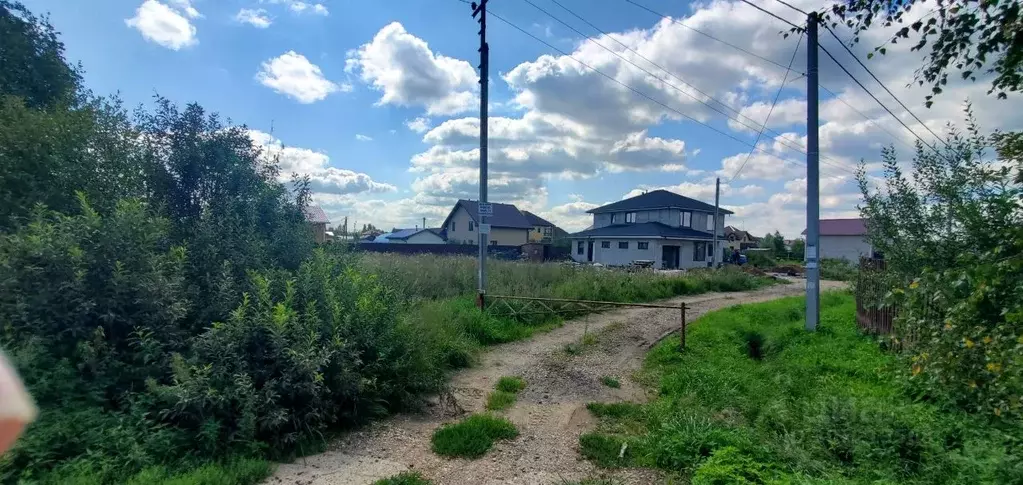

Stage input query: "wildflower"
[
  {"left": 983, "top": 336, "right": 992, "bottom": 344},
  {"left": 964, "top": 338, "right": 974, "bottom": 348},
  {"left": 912, "top": 364, "right": 922, "bottom": 376},
  {"left": 909, "top": 280, "right": 919, "bottom": 289},
  {"left": 986, "top": 362, "right": 1002, "bottom": 373}
]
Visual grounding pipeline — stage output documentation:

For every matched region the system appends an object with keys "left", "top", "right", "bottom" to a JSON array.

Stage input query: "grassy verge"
[
  {"left": 431, "top": 414, "right": 518, "bottom": 458},
  {"left": 374, "top": 471, "right": 433, "bottom": 484},
  {"left": 579, "top": 293, "right": 1021, "bottom": 483}
]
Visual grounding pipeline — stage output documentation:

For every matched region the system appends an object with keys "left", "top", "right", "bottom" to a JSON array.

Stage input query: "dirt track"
[{"left": 266, "top": 279, "right": 846, "bottom": 485}]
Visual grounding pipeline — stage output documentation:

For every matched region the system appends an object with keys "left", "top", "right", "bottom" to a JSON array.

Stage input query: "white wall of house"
[
  {"left": 570, "top": 238, "right": 720, "bottom": 269},
  {"left": 819, "top": 235, "right": 872, "bottom": 262}
]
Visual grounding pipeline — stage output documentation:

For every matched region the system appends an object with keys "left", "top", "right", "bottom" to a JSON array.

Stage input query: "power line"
[
  {"left": 622, "top": 0, "right": 800, "bottom": 74},
  {"left": 822, "top": 25, "right": 948, "bottom": 147},
  {"left": 818, "top": 84, "right": 918, "bottom": 152},
  {"left": 484, "top": 7, "right": 854, "bottom": 178},
  {"left": 736, "top": 0, "right": 801, "bottom": 30},
  {"left": 772, "top": 0, "right": 807, "bottom": 16},
  {"left": 817, "top": 43, "right": 941, "bottom": 154},
  {"left": 521, "top": 0, "right": 812, "bottom": 160},
  {"left": 731, "top": 32, "right": 803, "bottom": 183}
]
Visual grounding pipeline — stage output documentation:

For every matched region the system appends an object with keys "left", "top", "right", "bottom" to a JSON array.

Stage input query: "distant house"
[
  {"left": 804, "top": 218, "right": 873, "bottom": 261},
  {"left": 724, "top": 226, "right": 759, "bottom": 251},
  {"left": 371, "top": 228, "right": 446, "bottom": 244},
  {"left": 568, "top": 190, "right": 730, "bottom": 269},
  {"left": 441, "top": 200, "right": 533, "bottom": 246},
  {"left": 521, "top": 210, "right": 562, "bottom": 244},
  {"left": 303, "top": 205, "right": 330, "bottom": 243}
]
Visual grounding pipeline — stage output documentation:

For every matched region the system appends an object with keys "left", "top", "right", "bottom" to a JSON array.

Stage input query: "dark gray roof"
[
  {"left": 588, "top": 189, "right": 733, "bottom": 215},
  {"left": 442, "top": 200, "right": 533, "bottom": 229},
  {"left": 569, "top": 222, "right": 715, "bottom": 240},
  {"left": 521, "top": 210, "right": 555, "bottom": 227}
]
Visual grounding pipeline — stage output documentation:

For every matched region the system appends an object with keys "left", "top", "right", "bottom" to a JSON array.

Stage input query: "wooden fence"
[{"left": 854, "top": 258, "right": 898, "bottom": 334}]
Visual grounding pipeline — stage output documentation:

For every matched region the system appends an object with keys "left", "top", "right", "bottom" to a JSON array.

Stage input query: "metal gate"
[{"left": 484, "top": 295, "right": 690, "bottom": 350}]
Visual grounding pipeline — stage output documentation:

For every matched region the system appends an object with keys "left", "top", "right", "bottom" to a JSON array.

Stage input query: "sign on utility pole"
[
  {"left": 471, "top": 0, "right": 489, "bottom": 309},
  {"left": 805, "top": 12, "right": 820, "bottom": 331}
]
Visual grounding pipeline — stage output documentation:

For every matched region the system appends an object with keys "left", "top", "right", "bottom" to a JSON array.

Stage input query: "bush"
[
  {"left": 431, "top": 414, "right": 518, "bottom": 458},
  {"left": 486, "top": 391, "right": 517, "bottom": 411},
  {"left": 495, "top": 376, "right": 526, "bottom": 393},
  {"left": 691, "top": 447, "right": 770, "bottom": 485},
  {"left": 819, "top": 258, "right": 856, "bottom": 281}
]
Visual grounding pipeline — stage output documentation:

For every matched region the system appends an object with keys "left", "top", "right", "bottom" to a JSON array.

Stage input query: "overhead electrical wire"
[
  {"left": 767, "top": 0, "right": 948, "bottom": 151},
  {"left": 524, "top": 0, "right": 861, "bottom": 176},
  {"left": 730, "top": 32, "right": 804, "bottom": 182},
  {"left": 822, "top": 26, "right": 948, "bottom": 147},
  {"left": 736, "top": 0, "right": 801, "bottom": 30},
  {"left": 480, "top": 8, "right": 851, "bottom": 177}
]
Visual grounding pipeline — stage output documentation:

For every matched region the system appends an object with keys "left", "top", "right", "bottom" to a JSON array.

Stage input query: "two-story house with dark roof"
[
  {"left": 441, "top": 200, "right": 534, "bottom": 246},
  {"left": 568, "top": 190, "right": 730, "bottom": 269}
]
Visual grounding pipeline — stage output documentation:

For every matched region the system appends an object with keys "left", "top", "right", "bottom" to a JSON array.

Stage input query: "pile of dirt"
[
  {"left": 742, "top": 266, "right": 767, "bottom": 276},
  {"left": 771, "top": 265, "right": 803, "bottom": 276}
]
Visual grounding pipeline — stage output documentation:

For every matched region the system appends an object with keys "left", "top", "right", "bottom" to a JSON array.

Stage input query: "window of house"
[
  {"left": 611, "top": 213, "right": 620, "bottom": 224},
  {"left": 693, "top": 241, "right": 706, "bottom": 261},
  {"left": 681, "top": 211, "right": 692, "bottom": 227},
  {"left": 638, "top": 242, "right": 649, "bottom": 250},
  {"left": 707, "top": 214, "right": 714, "bottom": 231},
  {"left": 577, "top": 241, "right": 585, "bottom": 255},
  {"left": 469, "top": 221, "right": 474, "bottom": 231},
  {"left": 625, "top": 212, "right": 636, "bottom": 223},
  {"left": 451, "top": 222, "right": 456, "bottom": 231},
  {"left": 618, "top": 241, "right": 629, "bottom": 249},
  {"left": 490, "top": 240, "right": 497, "bottom": 246},
  {"left": 708, "top": 243, "right": 714, "bottom": 259},
  {"left": 601, "top": 241, "right": 611, "bottom": 249}
]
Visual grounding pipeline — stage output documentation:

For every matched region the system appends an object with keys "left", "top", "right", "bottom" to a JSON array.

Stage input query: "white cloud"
[
  {"left": 168, "top": 0, "right": 201, "bottom": 18},
  {"left": 406, "top": 117, "right": 431, "bottom": 133},
  {"left": 249, "top": 130, "right": 396, "bottom": 195},
  {"left": 346, "top": 22, "right": 479, "bottom": 115},
  {"left": 256, "top": 51, "right": 349, "bottom": 103},
  {"left": 355, "top": 134, "right": 373, "bottom": 142},
  {"left": 539, "top": 199, "right": 602, "bottom": 232},
  {"left": 125, "top": 0, "right": 197, "bottom": 50},
  {"left": 235, "top": 8, "right": 271, "bottom": 28}
]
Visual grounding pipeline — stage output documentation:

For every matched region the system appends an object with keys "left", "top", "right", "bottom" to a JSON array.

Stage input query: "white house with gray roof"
[{"left": 569, "top": 190, "right": 730, "bottom": 269}]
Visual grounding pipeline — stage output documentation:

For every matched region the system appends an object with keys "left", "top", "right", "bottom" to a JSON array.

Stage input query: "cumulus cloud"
[
  {"left": 256, "top": 51, "right": 349, "bottom": 103},
  {"left": 355, "top": 134, "right": 373, "bottom": 142},
  {"left": 262, "top": 0, "right": 329, "bottom": 16},
  {"left": 406, "top": 117, "right": 431, "bottom": 133},
  {"left": 248, "top": 130, "right": 396, "bottom": 195},
  {"left": 125, "top": 0, "right": 198, "bottom": 50},
  {"left": 346, "top": 22, "right": 479, "bottom": 115},
  {"left": 235, "top": 8, "right": 271, "bottom": 28}
]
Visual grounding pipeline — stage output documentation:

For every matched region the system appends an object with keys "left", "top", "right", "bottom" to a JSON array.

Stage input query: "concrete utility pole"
[
  {"left": 713, "top": 177, "right": 721, "bottom": 267},
  {"left": 805, "top": 12, "right": 820, "bottom": 331},
  {"left": 472, "top": 0, "right": 489, "bottom": 308}
]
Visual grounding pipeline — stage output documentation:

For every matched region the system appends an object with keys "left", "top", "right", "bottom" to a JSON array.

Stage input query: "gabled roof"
[
  {"left": 569, "top": 222, "right": 715, "bottom": 240},
  {"left": 303, "top": 205, "right": 330, "bottom": 224},
  {"left": 803, "top": 218, "right": 867, "bottom": 236},
  {"left": 724, "top": 225, "right": 758, "bottom": 241},
  {"left": 521, "top": 210, "right": 555, "bottom": 227},
  {"left": 588, "top": 189, "right": 733, "bottom": 215},
  {"left": 441, "top": 200, "right": 533, "bottom": 229}
]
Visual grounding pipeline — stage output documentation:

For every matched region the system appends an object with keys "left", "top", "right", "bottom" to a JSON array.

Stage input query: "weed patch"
[
  {"left": 486, "top": 391, "right": 517, "bottom": 411},
  {"left": 578, "top": 294, "right": 1021, "bottom": 483},
  {"left": 495, "top": 376, "right": 526, "bottom": 393},
  {"left": 600, "top": 376, "right": 621, "bottom": 388},
  {"left": 431, "top": 414, "right": 518, "bottom": 459},
  {"left": 374, "top": 471, "right": 433, "bottom": 485}
]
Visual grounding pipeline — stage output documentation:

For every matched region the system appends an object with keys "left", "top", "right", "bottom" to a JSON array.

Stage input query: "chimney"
[{"left": 423, "top": 217, "right": 427, "bottom": 229}]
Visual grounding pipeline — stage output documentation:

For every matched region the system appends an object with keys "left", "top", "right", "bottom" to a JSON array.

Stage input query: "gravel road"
[{"left": 266, "top": 278, "right": 847, "bottom": 485}]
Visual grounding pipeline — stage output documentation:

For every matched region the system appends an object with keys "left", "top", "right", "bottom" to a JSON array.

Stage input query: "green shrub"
[
  {"left": 691, "top": 447, "right": 770, "bottom": 485},
  {"left": 431, "top": 414, "right": 518, "bottom": 458},
  {"left": 745, "top": 251, "right": 776, "bottom": 269},
  {"left": 578, "top": 433, "right": 636, "bottom": 468},
  {"left": 600, "top": 376, "right": 621, "bottom": 388},
  {"left": 374, "top": 471, "right": 433, "bottom": 485},
  {"left": 495, "top": 376, "right": 526, "bottom": 393},
  {"left": 486, "top": 391, "right": 517, "bottom": 411},
  {"left": 819, "top": 258, "right": 857, "bottom": 281}
]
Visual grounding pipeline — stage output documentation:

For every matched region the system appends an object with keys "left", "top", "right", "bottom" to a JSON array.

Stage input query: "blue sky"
[{"left": 22, "top": 0, "right": 1020, "bottom": 235}]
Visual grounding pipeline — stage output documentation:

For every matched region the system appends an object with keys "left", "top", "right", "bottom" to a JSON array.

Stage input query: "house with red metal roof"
[{"left": 803, "top": 218, "right": 874, "bottom": 262}]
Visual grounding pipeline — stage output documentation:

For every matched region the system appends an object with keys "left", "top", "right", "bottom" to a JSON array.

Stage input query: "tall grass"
[{"left": 579, "top": 293, "right": 1021, "bottom": 483}]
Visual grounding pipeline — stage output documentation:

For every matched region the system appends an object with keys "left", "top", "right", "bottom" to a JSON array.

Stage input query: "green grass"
[
  {"left": 600, "top": 376, "right": 621, "bottom": 388},
  {"left": 578, "top": 292, "right": 1022, "bottom": 483},
  {"left": 486, "top": 390, "right": 517, "bottom": 411},
  {"left": 41, "top": 458, "right": 275, "bottom": 485},
  {"left": 373, "top": 471, "right": 433, "bottom": 484},
  {"left": 495, "top": 376, "right": 526, "bottom": 393},
  {"left": 431, "top": 414, "right": 519, "bottom": 459},
  {"left": 487, "top": 376, "right": 526, "bottom": 411}
]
